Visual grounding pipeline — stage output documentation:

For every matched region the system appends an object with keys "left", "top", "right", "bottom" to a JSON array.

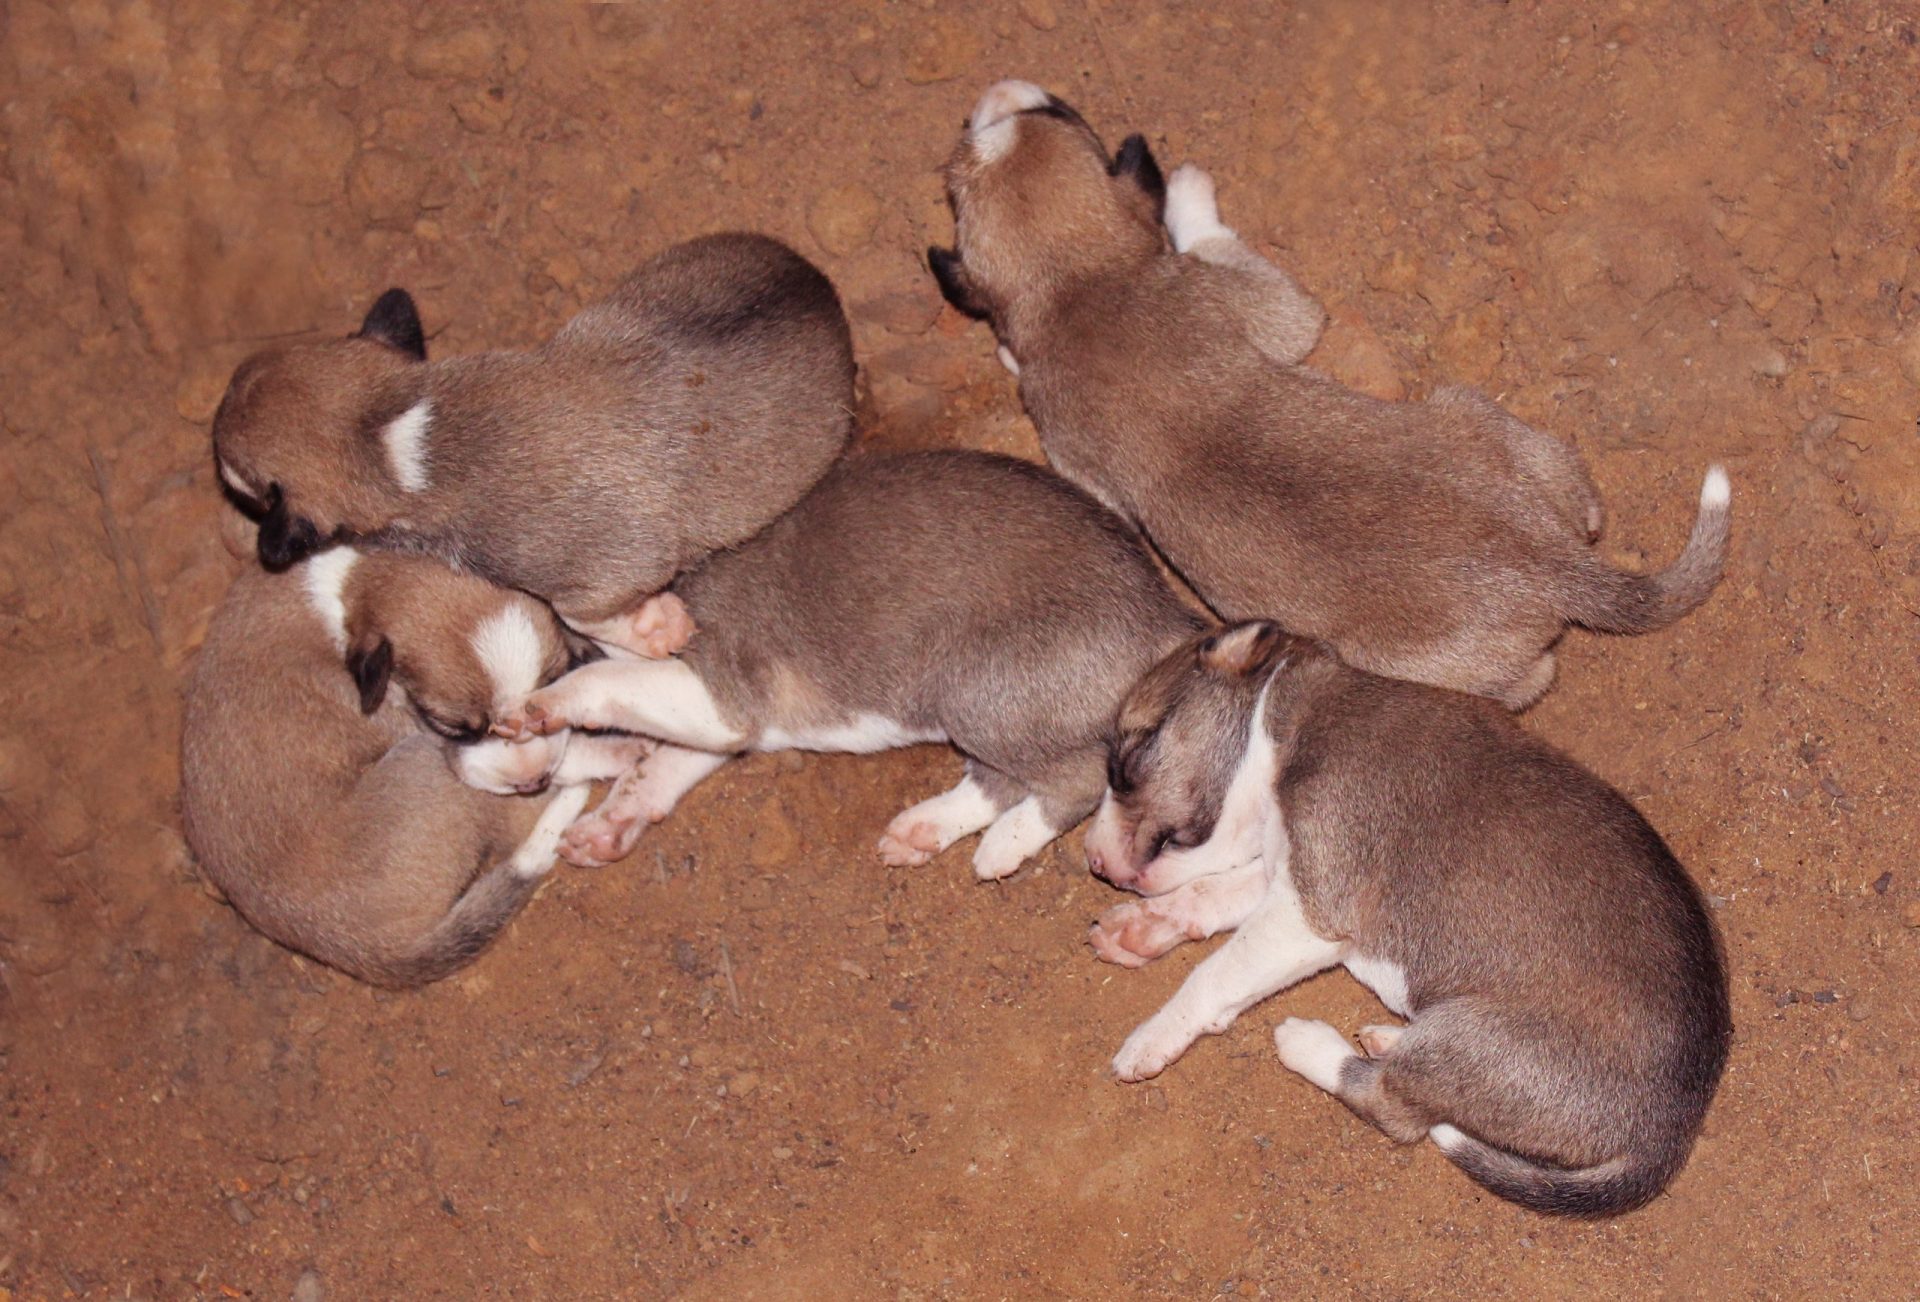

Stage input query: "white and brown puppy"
[
  {"left": 493, "top": 451, "right": 1203, "bottom": 879},
  {"left": 932, "top": 81, "right": 1729, "bottom": 707},
  {"left": 180, "top": 552, "right": 643, "bottom": 987},
  {"left": 211, "top": 233, "right": 855, "bottom": 657},
  {"left": 1082, "top": 623, "right": 1731, "bottom": 1217}
]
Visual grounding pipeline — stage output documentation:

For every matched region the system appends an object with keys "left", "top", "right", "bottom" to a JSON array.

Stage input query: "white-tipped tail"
[{"left": 1701, "top": 464, "right": 1730, "bottom": 510}]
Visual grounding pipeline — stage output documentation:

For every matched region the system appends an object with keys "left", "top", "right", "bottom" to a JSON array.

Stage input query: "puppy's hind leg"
[
  {"left": 967, "top": 755, "right": 1104, "bottom": 881},
  {"left": 1498, "top": 652, "right": 1557, "bottom": 711},
  {"left": 1275, "top": 1018, "right": 1438, "bottom": 1144},
  {"left": 876, "top": 759, "right": 1014, "bottom": 868},
  {"left": 1164, "top": 164, "right": 1324, "bottom": 364},
  {"left": 571, "top": 591, "right": 698, "bottom": 660}
]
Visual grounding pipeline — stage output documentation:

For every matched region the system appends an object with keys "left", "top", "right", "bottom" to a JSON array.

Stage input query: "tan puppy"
[
  {"left": 494, "top": 451, "right": 1203, "bottom": 880},
  {"left": 211, "top": 233, "right": 855, "bottom": 657},
  {"left": 1082, "top": 623, "right": 1731, "bottom": 1217},
  {"left": 180, "top": 552, "right": 643, "bottom": 986},
  {"left": 932, "top": 81, "right": 1729, "bottom": 707}
]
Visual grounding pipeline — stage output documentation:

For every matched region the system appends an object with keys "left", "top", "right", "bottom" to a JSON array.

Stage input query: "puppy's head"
[
  {"left": 1085, "top": 622, "right": 1314, "bottom": 896},
  {"left": 930, "top": 80, "right": 1167, "bottom": 327},
  {"left": 213, "top": 290, "right": 431, "bottom": 571},
  {"left": 335, "top": 554, "right": 594, "bottom": 795}
]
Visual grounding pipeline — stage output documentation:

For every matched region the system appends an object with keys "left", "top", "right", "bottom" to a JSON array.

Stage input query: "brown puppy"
[
  {"left": 495, "top": 451, "right": 1203, "bottom": 879},
  {"left": 180, "top": 551, "right": 643, "bottom": 986},
  {"left": 931, "top": 81, "right": 1729, "bottom": 707},
  {"left": 1081, "top": 623, "right": 1731, "bottom": 1217},
  {"left": 211, "top": 233, "right": 855, "bottom": 656}
]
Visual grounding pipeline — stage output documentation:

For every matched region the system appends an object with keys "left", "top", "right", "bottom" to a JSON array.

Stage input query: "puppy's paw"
[
  {"left": 628, "top": 592, "right": 697, "bottom": 659},
  {"left": 1165, "top": 163, "right": 1229, "bottom": 252},
  {"left": 875, "top": 826, "right": 940, "bottom": 868},
  {"left": 493, "top": 699, "right": 560, "bottom": 741},
  {"left": 1356, "top": 1023, "right": 1404, "bottom": 1059},
  {"left": 1274, "top": 1017, "right": 1356, "bottom": 1093},
  {"left": 1086, "top": 901, "right": 1182, "bottom": 968},
  {"left": 559, "top": 805, "right": 646, "bottom": 869},
  {"left": 1110, "top": 1017, "right": 1190, "bottom": 1082}
]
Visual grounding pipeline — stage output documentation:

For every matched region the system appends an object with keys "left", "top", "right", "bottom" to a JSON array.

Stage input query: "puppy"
[
  {"left": 932, "top": 81, "right": 1729, "bottom": 707},
  {"left": 493, "top": 451, "right": 1203, "bottom": 879},
  {"left": 211, "top": 233, "right": 856, "bottom": 656},
  {"left": 1082, "top": 623, "right": 1731, "bottom": 1217},
  {"left": 180, "top": 551, "right": 644, "bottom": 986}
]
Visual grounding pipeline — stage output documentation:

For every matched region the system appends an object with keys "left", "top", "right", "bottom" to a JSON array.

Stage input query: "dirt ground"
[{"left": 3, "top": 0, "right": 1917, "bottom": 1296}]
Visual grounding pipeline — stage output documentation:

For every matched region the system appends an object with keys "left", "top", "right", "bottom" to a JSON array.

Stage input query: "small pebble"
[
  {"left": 225, "top": 1196, "right": 254, "bottom": 1226},
  {"left": 1871, "top": 871, "right": 1892, "bottom": 895},
  {"left": 291, "top": 1268, "right": 326, "bottom": 1302}
]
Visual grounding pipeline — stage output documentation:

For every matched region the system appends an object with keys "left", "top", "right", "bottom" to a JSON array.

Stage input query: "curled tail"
[
  {"left": 349, "top": 783, "right": 588, "bottom": 989},
  {"left": 1429, "top": 1124, "right": 1678, "bottom": 1218},
  {"left": 1561, "top": 466, "right": 1729, "bottom": 635}
]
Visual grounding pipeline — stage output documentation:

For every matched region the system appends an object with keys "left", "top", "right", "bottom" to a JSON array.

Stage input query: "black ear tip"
[
  {"left": 359, "top": 288, "right": 427, "bottom": 361},
  {"left": 348, "top": 637, "right": 394, "bottom": 715}
]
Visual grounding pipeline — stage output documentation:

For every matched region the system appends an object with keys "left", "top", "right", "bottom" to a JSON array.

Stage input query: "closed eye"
[{"left": 417, "top": 707, "right": 487, "bottom": 745}]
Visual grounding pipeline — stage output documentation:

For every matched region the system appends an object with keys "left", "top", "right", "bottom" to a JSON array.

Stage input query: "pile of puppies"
[{"left": 180, "top": 81, "right": 1733, "bottom": 1218}]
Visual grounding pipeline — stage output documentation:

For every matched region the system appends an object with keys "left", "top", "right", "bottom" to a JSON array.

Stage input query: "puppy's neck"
[{"left": 302, "top": 548, "right": 362, "bottom": 653}]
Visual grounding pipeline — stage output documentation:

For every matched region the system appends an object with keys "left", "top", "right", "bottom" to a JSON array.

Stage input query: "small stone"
[
  {"left": 729, "top": 1071, "right": 761, "bottom": 1098},
  {"left": 1811, "top": 990, "right": 1838, "bottom": 1005},
  {"left": 1018, "top": 0, "right": 1061, "bottom": 30},
  {"left": 347, "top": 149, "right": 423, "bottom": 229},
  {"left": 772, "top": 1145, "right": 794, "bottom": 1160},
  {"left": 1872, "top": 871, "right": 1893, "bottom": 895},
  {"left": 1752, "top": 346, "right": 1790, "bottom": 378},
  {"left": 1902, "top": 901, "right": 1920, "bottom": 928},
  {"left": 225, "top": 1196, "right": 255, "bottom": 1226},
  {"left": 854, "top": 289, "right": 944, "bottom": 336},
  {"left": 849, "top": 48, "right": 882, "bottom": 89},
  {"left": 405, "top": 27, "right": 503, "bottom": 81},
  {"left": 1307, "top": 307, "right": 1405, "bottom": 401},
  {"left": 904, "top": 15, "right": 980, "bottom": 85},
  {"left": 291, "top": 1268, "right": 326, "bottom": 1302},
  {"left": 1847, "top": 1000, "right": 1873, "bottom": 1023},
  {"left": 807, "top": 183, "right": 882, "bottom": 257}
]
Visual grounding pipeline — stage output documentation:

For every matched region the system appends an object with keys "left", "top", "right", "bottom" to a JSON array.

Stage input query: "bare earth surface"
[{"left": 3, "top": 1, "right": 1917, "bottom": 1297}]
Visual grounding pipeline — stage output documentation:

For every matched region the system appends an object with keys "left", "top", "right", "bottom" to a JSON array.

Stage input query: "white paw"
[
  {"left": 1111, "top": 1016, "right": 1192, "bottom": 1082},
  {"left": 970, "top": 796, "right": 1056, "bottom": 881},
  {"left": 1273, "top": 1017, "right": 1355, "bottom": 1093},
  {"left": 1165, "top": 163, "right": 1231, "bottom": 253}
]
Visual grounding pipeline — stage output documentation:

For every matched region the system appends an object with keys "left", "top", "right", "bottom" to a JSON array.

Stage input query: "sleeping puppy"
[
  {"left": 180, "top": 551, "right": 644, "bottom": 986},
  {"left": 492, "top": 451, "right": 1203, "bottom": 879},
  {"left": 211, "top": 233, "right": 855, "bottom": 657},
  {"left": 1082, "top": 623, "right": 1731, "bottom": 1217},
  {"left": 931, "top": 80, "right": 1729, "bottom": 707}
]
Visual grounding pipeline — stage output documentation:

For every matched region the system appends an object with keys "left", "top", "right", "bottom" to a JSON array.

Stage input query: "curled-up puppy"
[
  {"left": 494, "top": 451, "right": 1202, "bottom": 879},
  {"left": 210, "top": 233, "right": 855, "bottom": 657},
  {"left": 932, "top": 80, "right": 1729, "bottom": 707},
  {"left": 1082, "top": 623, "right": 1731, "bottom": 1217},
  {"left": 181, "top": 551, "right": 644, "bottom": 986}
]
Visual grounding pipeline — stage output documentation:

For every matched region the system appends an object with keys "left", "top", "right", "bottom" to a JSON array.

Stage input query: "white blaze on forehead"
[
  {"left": 969, "top": 79, "right": 1050, "bottom": 163},
  {"left": 382, "top": 398, "right": 433, "bottom": 493},
  {"left": 302, "top": 547, "right": 361, "bottom": 653},
  {"left": 471, "top": 602, "right": 550, "bottom": 707}
]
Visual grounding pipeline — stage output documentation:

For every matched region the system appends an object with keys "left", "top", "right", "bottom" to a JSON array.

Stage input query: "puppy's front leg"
[
  {"left": 1089, "top": 858, "right": 1270, "bottom": 969},
  {"left": 561, "top": 744, "right": 732, "bottom": 868},
  {"left": 1164, "top": 164, "right": 1325, "bottom": 365},
  {"left": 1110, "top": 869, "right": 1343, "bottom": 1081},
  {"left": 499, "top": 658, "right": 748, "bottom": 753}
]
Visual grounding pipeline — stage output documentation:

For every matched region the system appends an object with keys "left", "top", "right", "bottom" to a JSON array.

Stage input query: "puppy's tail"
[
  {"left": 1558, "top": 466, "right": 1729, "bottom": 635},
  {"left": 359, "top": 784, "right": 588, "bottom": 988},
  {"left": 1429, "top": 1124, "right": 1678, "bottom": 1218}
]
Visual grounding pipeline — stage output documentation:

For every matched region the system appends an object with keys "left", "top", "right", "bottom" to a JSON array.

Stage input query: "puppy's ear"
[
  {"left": 257, "top": 489, "right": 323, "bottom": 571},
  {"left": 1198, "top": 621, "right": 1287, "bottom": 678},
  {"left": 346, "top": 636, "right": 395, "bottom": 715},
  {"left": 358, "top": 288, "right": 427, "bottom": 361},
  {"left": 927, "top": 246, "right": 991, "bottom": 320},
  {"left": 1110, "top": 134, "right": 1167, "bottom": 213}
]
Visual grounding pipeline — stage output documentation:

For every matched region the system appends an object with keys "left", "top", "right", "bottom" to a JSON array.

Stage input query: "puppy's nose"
[
  {"left": 514, "top": 775, "right": 552, "bottom": 796},
  {"left": 1087, "top": 848, "right": 1108, "bottom": 880}
]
